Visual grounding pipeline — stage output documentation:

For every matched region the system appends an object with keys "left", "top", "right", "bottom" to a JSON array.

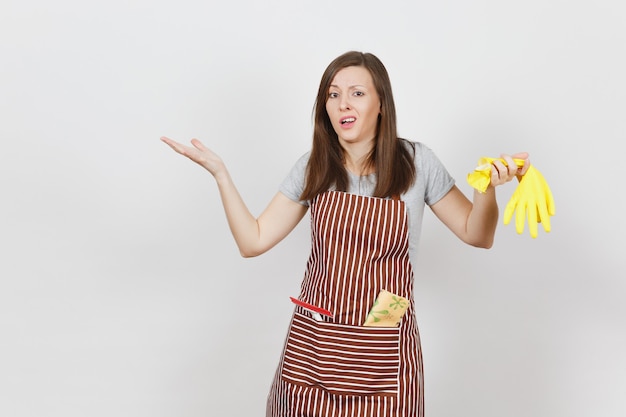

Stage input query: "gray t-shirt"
[{"left": 279, "top": 140, "right": 455, "bottom": 267}]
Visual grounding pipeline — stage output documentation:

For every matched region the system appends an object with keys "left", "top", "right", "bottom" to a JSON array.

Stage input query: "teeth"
[{"left": 342, "top": 118, "right": 356, "bottom": 124}]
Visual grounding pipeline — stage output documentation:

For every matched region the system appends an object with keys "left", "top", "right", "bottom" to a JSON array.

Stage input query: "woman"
[{"left": 161, "top": 51, "right": 529, "bottom": 417}]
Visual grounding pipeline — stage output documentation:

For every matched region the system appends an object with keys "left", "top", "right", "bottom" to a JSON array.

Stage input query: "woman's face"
[{"left": 325, "top": 66, "right": 381, "bottom": 148}]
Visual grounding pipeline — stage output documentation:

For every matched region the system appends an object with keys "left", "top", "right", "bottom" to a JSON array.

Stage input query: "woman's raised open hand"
[{"left": 160, "top": 136, "right": 227, "bottom": 180}]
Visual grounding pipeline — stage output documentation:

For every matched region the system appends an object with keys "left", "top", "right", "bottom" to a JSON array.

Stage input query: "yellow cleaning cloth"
[
  {"left": 467, "top": 157, "right": 555, "bottom": 238},
  {"left": 363, "top": 290, "right": 410, "bottom": 327}
]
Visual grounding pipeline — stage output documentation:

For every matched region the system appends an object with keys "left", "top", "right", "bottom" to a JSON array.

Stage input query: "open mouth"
[{"left": 341, "top": 117, "right": 356, "bottom": 125}]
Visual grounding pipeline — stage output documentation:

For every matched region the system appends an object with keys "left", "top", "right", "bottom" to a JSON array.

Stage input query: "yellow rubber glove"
[{"left": 467, "top": 157, "right": 555, "bottom": 238}]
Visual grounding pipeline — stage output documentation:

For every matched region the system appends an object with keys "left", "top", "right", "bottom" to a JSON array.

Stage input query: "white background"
[{"left": 1, "top": 1, "right": 624, "bottom": 416}]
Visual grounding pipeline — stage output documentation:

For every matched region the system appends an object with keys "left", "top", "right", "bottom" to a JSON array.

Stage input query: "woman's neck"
[{"left": 342, "top": 141, "right": 375, "bottom": 176}]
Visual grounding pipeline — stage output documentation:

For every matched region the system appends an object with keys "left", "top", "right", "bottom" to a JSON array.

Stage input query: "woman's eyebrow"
[{"left": 329, "top": 84, "right": 368, "bottom": 89}]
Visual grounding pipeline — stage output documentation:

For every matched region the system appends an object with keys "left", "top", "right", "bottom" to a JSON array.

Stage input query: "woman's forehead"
[{"left": 330, "top": 66, "right": 374, "bottom": 87}]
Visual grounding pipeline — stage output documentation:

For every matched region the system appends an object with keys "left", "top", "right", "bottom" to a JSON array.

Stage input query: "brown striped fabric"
[
  {"left": 267, "top": 191, "right": 424, "bottom": 417},
  {"left": 282, "top": 311, "right": 401, "bottom": 396}
]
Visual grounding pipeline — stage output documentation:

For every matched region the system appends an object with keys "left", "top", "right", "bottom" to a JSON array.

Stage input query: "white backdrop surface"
[{"left": 1, "top": 1, "right": 624, "bottom": 416}]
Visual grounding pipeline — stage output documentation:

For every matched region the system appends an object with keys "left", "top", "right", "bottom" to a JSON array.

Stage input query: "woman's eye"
[
  {"left": 329, "top": 92, "right": 339, "bottom": 99},
  {"left": 353, "top": 91, "right": 364, "bottom": 97}
]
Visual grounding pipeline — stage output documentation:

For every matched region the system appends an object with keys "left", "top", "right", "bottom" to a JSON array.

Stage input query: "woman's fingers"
[
  {"left": 490, "top": 153, "right": 529, "bottom": 186},
  {"left": 161, "top": 136, "right": 188, "bottom": 155},
  {"left": 162, "top": 136, "right": 205, "bottom": 157},
  {"left": 490, "top": 159, "right": 513, "bottom": 185},
  {"left": 161, "top": 136, "right": 225, "bottom": 177},
  {"left": 190, "top": 138, "right": 208, "bottom": 151},
  {"left": 511, "top": 152, "right": 530, "bottom": 176},
  {"left": 501, "top": 155, "right": 518, "bottom": 176}
]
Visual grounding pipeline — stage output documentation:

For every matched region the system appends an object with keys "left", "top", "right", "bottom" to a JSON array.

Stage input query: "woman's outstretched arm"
[{"left": 161, "top": 137, "right": 308, "bottom": 257}]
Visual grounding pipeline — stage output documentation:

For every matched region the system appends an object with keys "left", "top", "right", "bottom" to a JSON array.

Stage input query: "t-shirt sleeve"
[
  {"left": 279, "top": 152, "right": 310, "bottom": 206},
  {"left": 416, "top": 142, "right": 456, "bottom": 206}
]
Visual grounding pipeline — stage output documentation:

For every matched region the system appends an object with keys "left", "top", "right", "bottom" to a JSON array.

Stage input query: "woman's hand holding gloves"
[{"left": 467, "top": 156, "right": 555, "bottom": 238}]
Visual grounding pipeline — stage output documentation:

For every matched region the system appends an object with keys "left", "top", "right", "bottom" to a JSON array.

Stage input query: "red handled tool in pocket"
[{"left": 290, "top": 297, "right": 333, "bottom": 321}]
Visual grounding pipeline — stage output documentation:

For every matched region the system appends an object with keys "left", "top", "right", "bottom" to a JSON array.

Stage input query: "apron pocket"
[{"left": 281, "top": 311, "right": 400, "bottom": 397}]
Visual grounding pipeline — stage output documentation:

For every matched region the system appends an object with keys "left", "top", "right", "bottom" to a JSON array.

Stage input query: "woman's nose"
[{"left": 339, "top": 97, "right": 351, "bottom": 110}]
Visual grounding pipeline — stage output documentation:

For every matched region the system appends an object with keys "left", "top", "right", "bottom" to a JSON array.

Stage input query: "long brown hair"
[{"left": 300, "top": 51, "right": 416, "bottom": 201}]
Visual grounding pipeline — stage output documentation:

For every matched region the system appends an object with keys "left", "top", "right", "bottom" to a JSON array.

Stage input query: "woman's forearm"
[
  {"left": 465, "top": 187, "right": 499, "bottom": 248},
  {"left": 213, "top": 170, "right": 264, "bottom": 257}
]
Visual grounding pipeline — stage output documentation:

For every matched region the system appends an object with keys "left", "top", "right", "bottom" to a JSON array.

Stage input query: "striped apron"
[{"left": 267, "top": 190, "right": 424, "bottom": 417}]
